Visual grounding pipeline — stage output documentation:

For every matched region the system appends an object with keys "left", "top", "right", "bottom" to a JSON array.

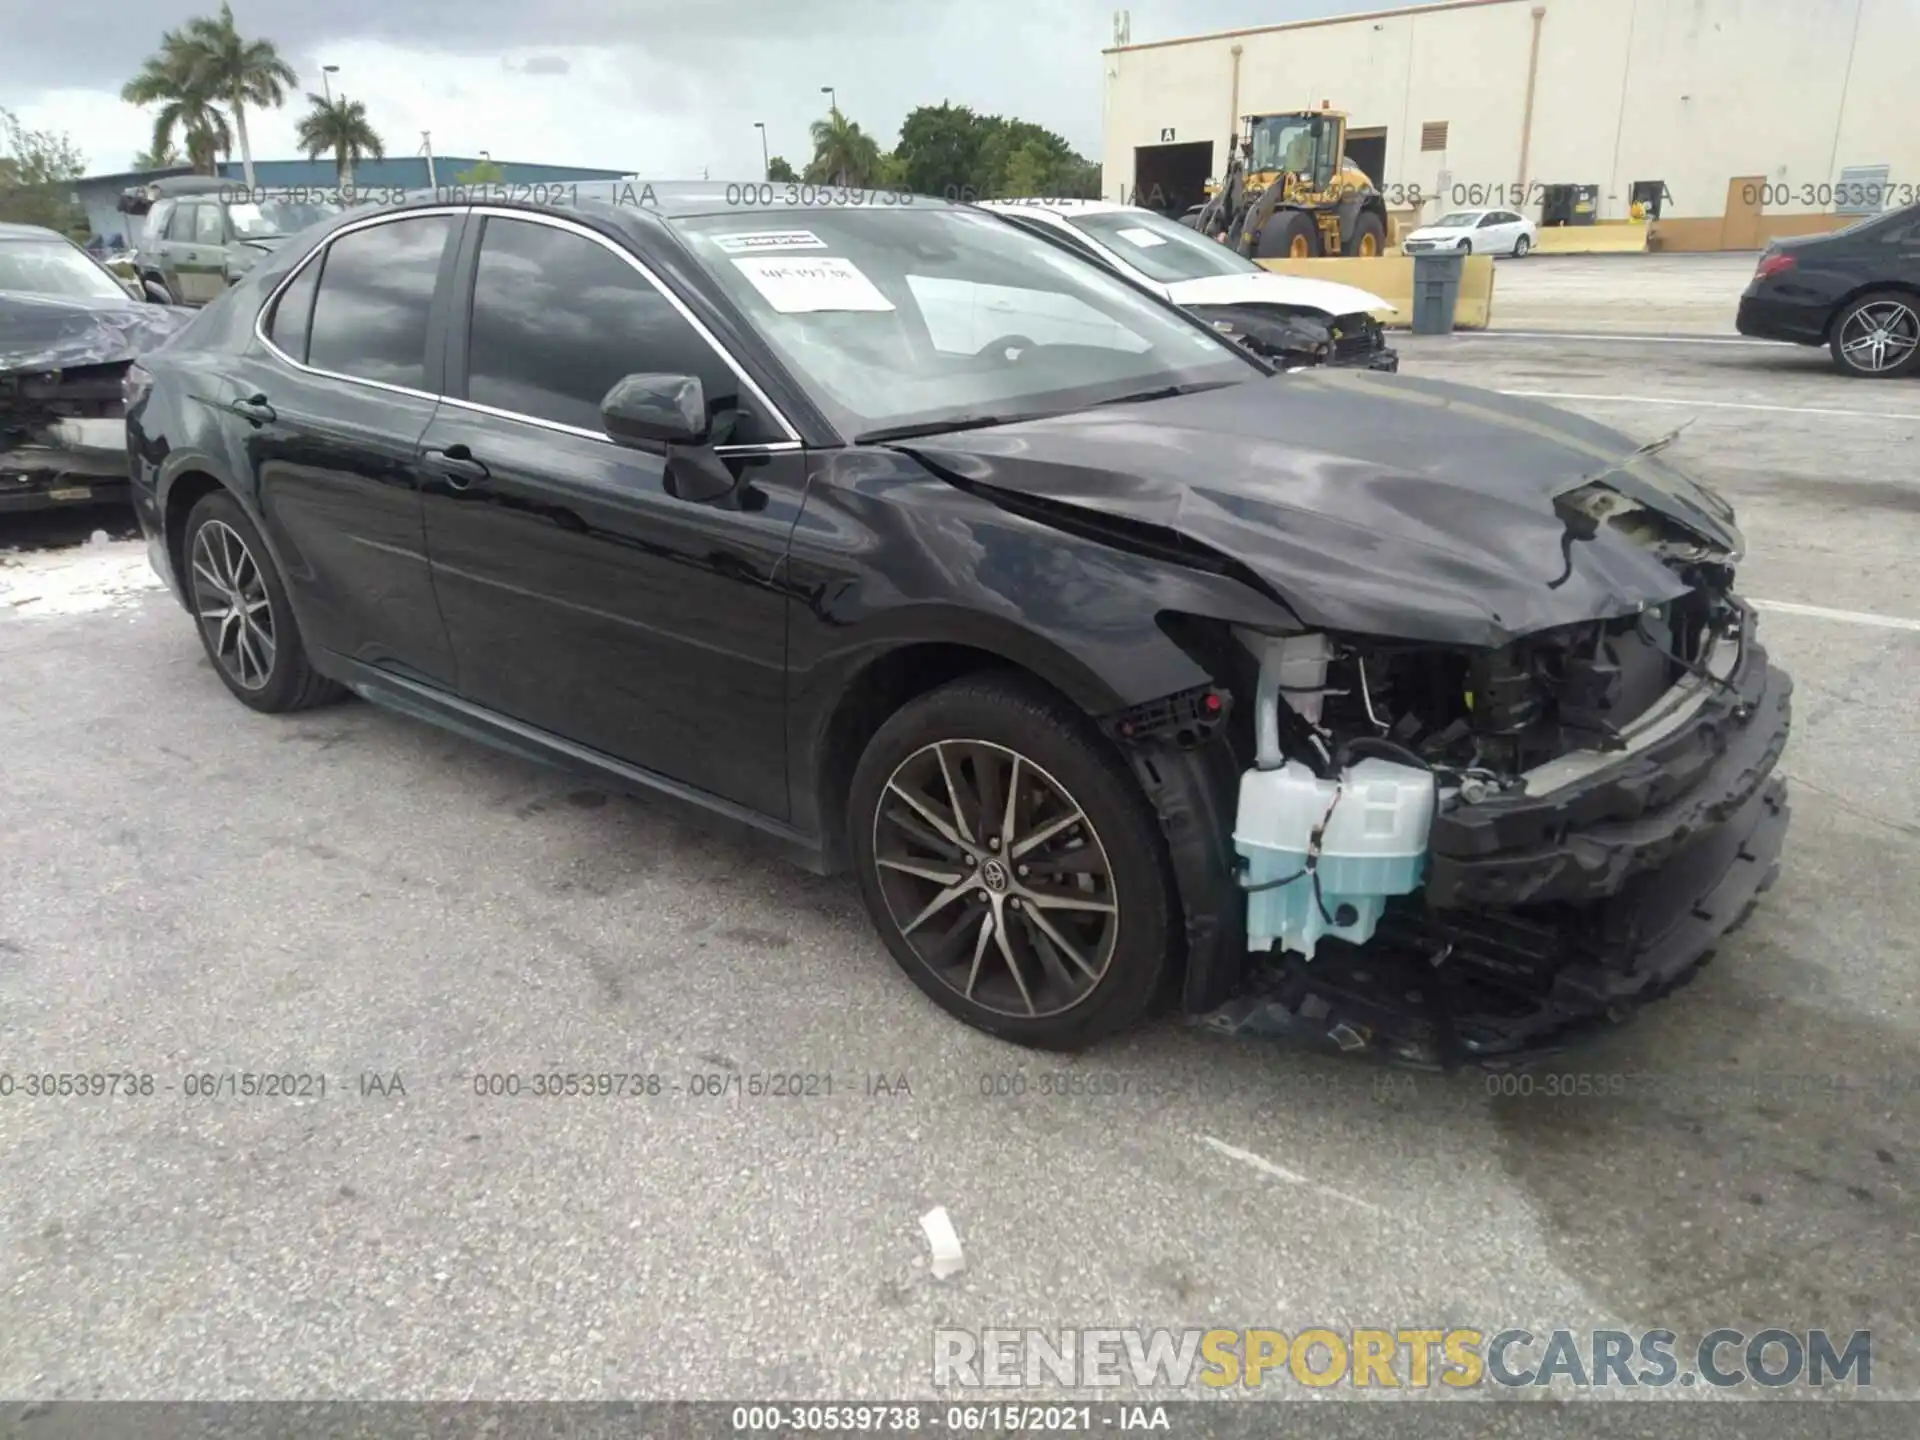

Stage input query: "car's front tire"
[
  {"left": 182, "top": 489, "right": 343, "bottom": 713},
  {"left": 848, "top": 674, "right": 1177, "bottom": 1049},
  {"left": 1829, "top": 291, "right": 1920, "bottom": 378}
]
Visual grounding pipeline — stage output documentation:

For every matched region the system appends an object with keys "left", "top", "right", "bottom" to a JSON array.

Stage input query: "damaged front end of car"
[
  {"left": 1189, "top": 303, "right": 1400, "bottom": 373},
  {"left": 1193, "top": 583, "right": 1789, "bottom": 1068},
  {"left": 2, "top": 300, "right": 191, "bottom": 513},
  {"left": 901, "top": 373, "right": 1792, "bottom": 1067}
]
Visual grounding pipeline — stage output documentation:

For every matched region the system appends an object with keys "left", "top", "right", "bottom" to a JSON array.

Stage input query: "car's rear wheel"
[
  {"left": 183, "top": 489, "right": 343, "bottom": 713},
  {"left": 1513, "top": 234, "right": 1532, "bottom": 258},
  {"left": 848, "top": 674, "right": 1176, "bottom": 1049},
  {"left": 1829, "top": 292, "right": 1920, "bottom": 378}
]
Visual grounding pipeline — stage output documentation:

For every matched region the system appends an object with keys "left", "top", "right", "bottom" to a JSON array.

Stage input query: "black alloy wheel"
[
  {"left": 849, "top": 675, "right": 1175, "bottom": 1048},
  {"left": 182, "top": 489, "right": 343, "bottom": 713}
]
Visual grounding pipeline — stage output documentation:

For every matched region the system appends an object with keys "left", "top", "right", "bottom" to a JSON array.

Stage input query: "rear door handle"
[
  {"left": 227, "top": 394, "right": 275, "bottom": 425},
  {"left": 422, "top": 444, "right": 489, "bottom": 488}
]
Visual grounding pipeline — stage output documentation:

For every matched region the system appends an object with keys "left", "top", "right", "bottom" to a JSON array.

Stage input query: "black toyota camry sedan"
[{"left": 125, "top": 185, "right": 1791, "bottom": 1064}]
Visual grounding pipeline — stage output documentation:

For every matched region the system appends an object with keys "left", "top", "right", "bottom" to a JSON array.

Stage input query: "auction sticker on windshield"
[
  {"left": 732, "top": 255, "right": 895, "bottom": 312},
  {"left": 710, "top": 230, "right": 828, "bottom": 253},
  {"left": 1114, "top": 227, "right": 1169, "bottom": 248}
]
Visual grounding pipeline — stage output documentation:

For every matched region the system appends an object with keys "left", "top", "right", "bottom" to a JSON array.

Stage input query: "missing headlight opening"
[{"left": 1200, "top": 531, "right": 1789, "bottom": 1067}]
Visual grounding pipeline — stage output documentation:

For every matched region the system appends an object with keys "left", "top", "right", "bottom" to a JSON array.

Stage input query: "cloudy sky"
[{"left": 5, "top": 0, "right": 1432, "bottom": 179}]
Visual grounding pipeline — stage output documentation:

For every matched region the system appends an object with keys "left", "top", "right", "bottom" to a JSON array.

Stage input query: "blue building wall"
[{"left": 71, "top": 156, "right": 630, "bottom": 244}]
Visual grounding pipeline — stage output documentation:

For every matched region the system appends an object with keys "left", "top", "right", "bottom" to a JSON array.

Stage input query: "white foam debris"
[
  {"left": 1, "top": 538, "right": 164, "bottom": 618},
  {"left": 919, "top": 1205, "right": 965, "bottom": 1279}
]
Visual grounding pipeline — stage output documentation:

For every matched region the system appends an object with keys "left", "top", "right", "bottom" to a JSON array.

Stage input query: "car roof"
[
  {"left": 0, "top": 221, "right": 69, "bottom": 240},
  {"left": 982, "top": 198, "right": 1137, "bottom": 218},
  {"left": 137, "top": 176, "right": 235, "bottom": 196}
]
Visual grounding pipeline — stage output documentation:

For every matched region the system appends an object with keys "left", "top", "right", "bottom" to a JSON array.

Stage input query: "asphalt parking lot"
[{"left": 2, "top": 276, "right": 1917, "bottom": 1404}]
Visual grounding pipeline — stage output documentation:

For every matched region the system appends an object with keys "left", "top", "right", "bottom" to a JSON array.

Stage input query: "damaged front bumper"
[
  {"left": 0, "top": 416, "right": 132, "bottom": 513},
  {"left": 1180, "top": 613, "right": 1792, "bottom": 1068}
]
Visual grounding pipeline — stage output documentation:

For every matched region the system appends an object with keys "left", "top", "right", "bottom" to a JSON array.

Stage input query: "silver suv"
[{"left": 122, "top": 177, "right": 343, "bottom": 306}]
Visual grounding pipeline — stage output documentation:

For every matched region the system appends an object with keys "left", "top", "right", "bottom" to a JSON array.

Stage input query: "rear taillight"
[
  {"left": 122, "top": 361, "right": 154, "bottom": 409},
  {"left": 1755, "top": 251, "right": 1797, "bottom": 281}
]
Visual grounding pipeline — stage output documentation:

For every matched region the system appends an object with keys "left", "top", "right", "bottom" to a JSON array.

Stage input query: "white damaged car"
[{"left": 984, "top": 199, "right": 1398, "bottom": 371}]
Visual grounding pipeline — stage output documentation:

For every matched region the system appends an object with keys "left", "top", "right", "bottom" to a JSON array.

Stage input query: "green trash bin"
[{"left": 1411, "top": 249, "right": 1465, "bottom": 335}]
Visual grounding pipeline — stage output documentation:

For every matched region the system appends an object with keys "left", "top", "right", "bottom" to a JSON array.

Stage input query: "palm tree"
[
  {"left": 180, "top": 3, "right": 296, "bottom": 191},
  {"left": 131, "top": 140, "right": 185, "bottom": 171},
  {"left": 295, "top": 95, "right": 384, "bottom": 188},
  {"left": 121, "top": 29, "right": 232, "bottom": 176},
  {"left": 805, "top": 106, "right": 881, "bottom": 187}
]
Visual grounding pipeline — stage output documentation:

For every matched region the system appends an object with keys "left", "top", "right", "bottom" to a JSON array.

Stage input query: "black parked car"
[
  {"left": 126, "top": 187, "right": 1791, "bottom": 1063},
  {"left": 2, "top": 221, "right": 195, "bottom": 513},
  {"left": 1736, "top": 202, "right": 1920, "bottom": 377}
]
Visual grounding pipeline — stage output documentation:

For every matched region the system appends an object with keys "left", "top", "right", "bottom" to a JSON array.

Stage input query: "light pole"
[
  {"left": 821, "top": 85, "right": 836, "bottom": 113},
  {"left": 321, "top": 64, "right": 339, "bottom": 105},
  {"left": 753, "top": 121, "right": 769, "bottom": 180}
]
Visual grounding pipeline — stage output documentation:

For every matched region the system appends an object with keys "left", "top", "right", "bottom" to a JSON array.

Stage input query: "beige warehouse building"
[{"left": 1101, "top": 0, "right": 1918, "bottom": 249}]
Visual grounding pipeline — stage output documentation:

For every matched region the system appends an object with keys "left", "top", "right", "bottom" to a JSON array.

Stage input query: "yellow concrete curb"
[{"left": 1255, "top": 254, "right": 1496, "bottom": 330}]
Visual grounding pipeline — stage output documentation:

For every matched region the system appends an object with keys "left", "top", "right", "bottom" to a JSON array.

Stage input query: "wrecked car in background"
[
  {"left": 984, "top": 198, "right": 1399, "bottom": 371},
  {"left": 2, "top": 222, "right": 195, "bottom": 514},
  {"left": 126, "top": 187, "right": 1788, "bottom": 1067}
]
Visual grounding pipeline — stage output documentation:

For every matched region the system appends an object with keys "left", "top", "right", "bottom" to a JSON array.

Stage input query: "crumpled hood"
[
  {"left": 1167, "top": 271, "right": 1394, "bottom": 317},
  {"left": 893, "top": 368, "right": 1741, "bottom": 649},
  {"left": 0, "top": 292, "right": 196, "bottom": 374}
]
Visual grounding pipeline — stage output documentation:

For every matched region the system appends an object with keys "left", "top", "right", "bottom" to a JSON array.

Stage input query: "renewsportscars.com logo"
[{"left": 932, "top": 1327, "right": 1873, "bottom": 1391}]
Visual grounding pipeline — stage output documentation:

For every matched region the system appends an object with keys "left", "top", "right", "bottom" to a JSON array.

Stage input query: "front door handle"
[
  {"left": 228, "top": 393, "right": 275, "bottom": 425},
  {"left": 422, "top": 444, "right": 490, "bottom": 488}
]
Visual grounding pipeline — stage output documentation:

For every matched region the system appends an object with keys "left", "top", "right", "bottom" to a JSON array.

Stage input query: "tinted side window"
[
  {"left": 266, "top": 255, "right": 324, "bottom": 363},
  {"left": 307, "top": 216, "right": 452, "bottom": 390},
  {"left": 194, "top": 205, "right": 226, "bottom": 244},
  {"left": 464, "top": 216, "right": 776, "bottom": 442},
  {"left": 167, "top": 204, "right": 198, "bottom": 241}
]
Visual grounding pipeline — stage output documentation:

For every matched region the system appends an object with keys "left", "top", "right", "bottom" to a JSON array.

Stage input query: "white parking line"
[
  {"left": 1498, "top": 390, "right": 1920, "bottom": 422},
  {"left": 1198, "top": 1135, "right": 1385, "bottom": 1216},
  {"left": 1750, "top": 599, "right": 1920, "bottom": 632}
]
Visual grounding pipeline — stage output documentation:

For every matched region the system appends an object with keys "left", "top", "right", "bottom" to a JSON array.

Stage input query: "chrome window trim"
[
  {"left": 433, "top": 390, "right": 800, "bottom": 455},
  {"left": 252, "top": 205, "right": 803, "bottom": 445},
  {"left": 253, "top": 205, "right": 464, "bottom": 406},
  {"left": 463, "top": 205, "right": 800, "bottom": 444}
]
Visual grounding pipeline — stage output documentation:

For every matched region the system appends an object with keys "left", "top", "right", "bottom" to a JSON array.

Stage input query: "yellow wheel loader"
[{"left": 1188, "top": 106, "right": 1388, "bottom": 261}]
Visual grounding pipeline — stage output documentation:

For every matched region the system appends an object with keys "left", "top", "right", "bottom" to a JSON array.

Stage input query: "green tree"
[
  {"left": 131, "top": 139, "right": 186, "bottom": 171},
  {"left": 454, "top": 158, "right": 506, "bottom": 185},
  {"left": 765, "top": 155, "right": 797, "bottom": 182},
  {"left": 0, "top": 107, "right": 89, "bottom": 232},
  {"left": 892, "top": 102, "right": 987, "bottom": 197},
  {"left": 889, "top": 104, "right": 1098, "bottom": 201},
  {"left": 121, "top": 29, "right": 233, "bottom": 175},
  {"left": 295, "top": 94, "right": 384, "bottom": 188},
  {"left": 179, "top": 2, "right": 298, "bottom": 191},
  {"left": 804, "top": 105, "right": 881, "bottom": 187}
]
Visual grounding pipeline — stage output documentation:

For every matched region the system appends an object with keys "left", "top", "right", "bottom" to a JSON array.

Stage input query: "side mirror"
[{"left": 600, "top": 372, "right": 710, "bottom": 448}]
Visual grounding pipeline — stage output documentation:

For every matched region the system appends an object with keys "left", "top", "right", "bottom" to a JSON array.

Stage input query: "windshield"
[
  {"left": 1248, "top": 116, "right": 1318, "bottom": 175},
  {"left": 1064, "top": 208, "right": 1261, "bottom": 283},
  {"left": 671, "top": 204, "right": 1259, "bottom": 440},
  {"left": 0, "top": 238, "right": 130, "bottom": 301},
  {"left": 227, "top": 198, "right": 342, "bottom": 240},
  {"left": 1433, "top": 212, "right": 1483, "bottom": 228}
]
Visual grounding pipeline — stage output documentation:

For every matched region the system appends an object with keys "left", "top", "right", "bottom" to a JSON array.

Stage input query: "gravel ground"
[{"left": 1, "top": 301, "right": 1916, "bottom": 1407}]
